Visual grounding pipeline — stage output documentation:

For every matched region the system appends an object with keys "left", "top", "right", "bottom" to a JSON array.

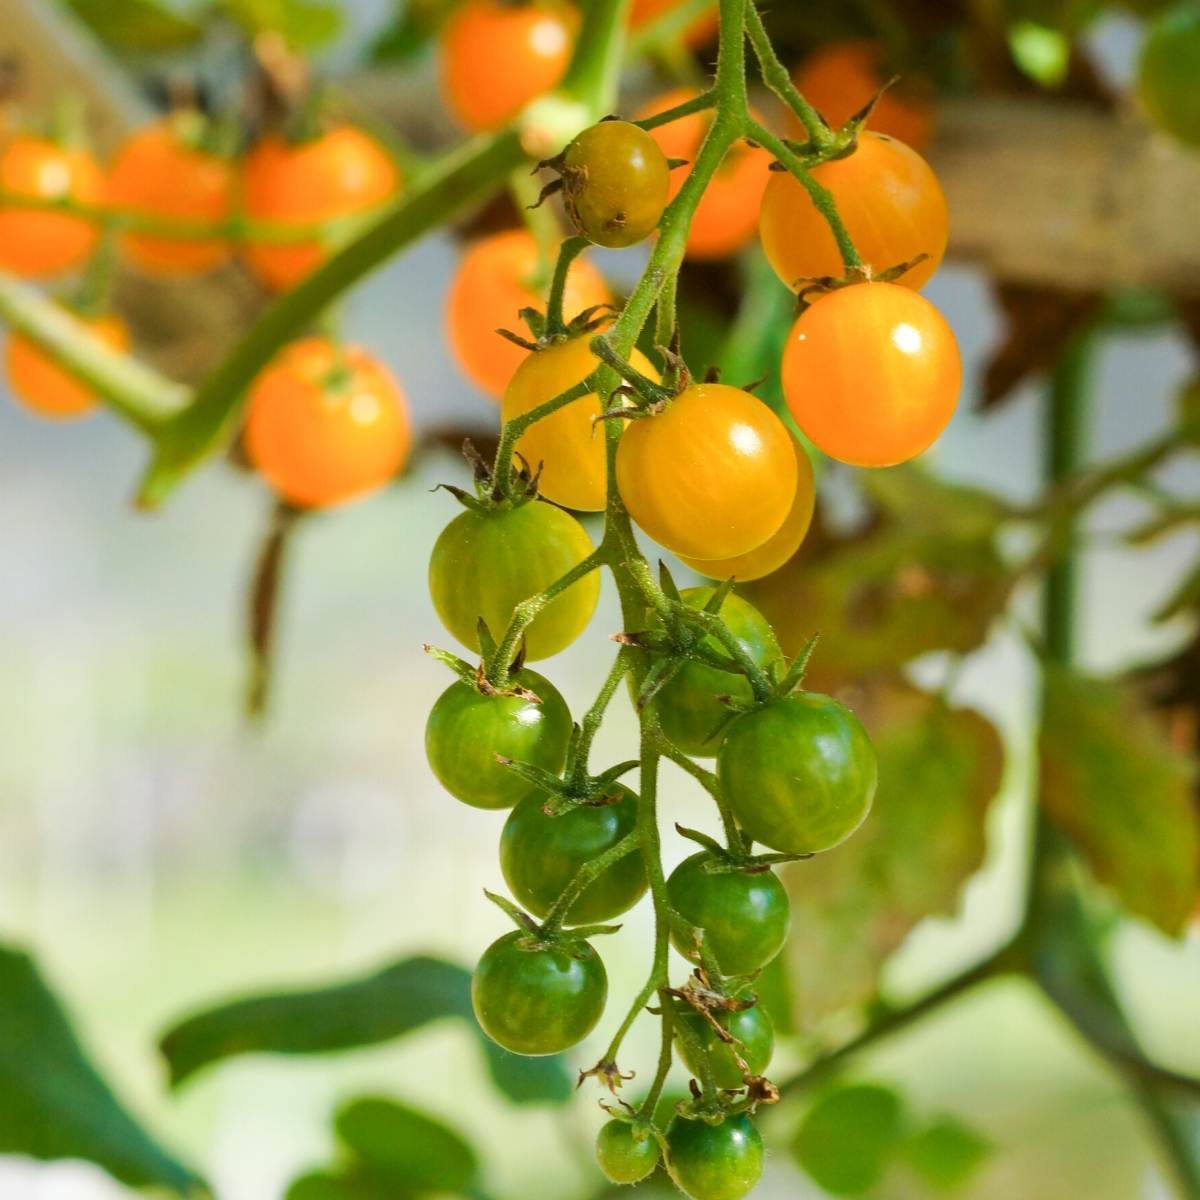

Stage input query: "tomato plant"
[
  {"left": 631, "top": 0, "right": 719, "bottom": 45},
  {"left": 665, "top": 1112, "right": 765, "bottom": 1200},
  {"left": 595, "top": 1118, "right": 661, "bottom": 1184},
  {"left": 1138, "top": 3, "right": 1200, "bottom": 147},
  {"left": 675, "top": 1001, "right": 774, "bottom": 1089},
  {"left": 5, "top": 311, "right": 127, "bottom": 419}
]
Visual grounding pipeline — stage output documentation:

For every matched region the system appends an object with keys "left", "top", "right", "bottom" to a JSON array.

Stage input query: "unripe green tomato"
[
  {"left": 595, "top": 1118, "right": 661, "bottom": 1184},
  {"left": 675, "top": 1003, "right": 774, "bottom": 1089},
  {"left": 654, "top": 587, "right": 781, "bottom": 757},
  {"left": 471, "top": 929, "right": 607, "bottom": 1056},
  {"left": 428, "top": 500, "right": 600, "bottom": 661},
  {"left": 425, "top": 669, "right": 571, "bottom": 810},
  {"left": 1138, "top": 3, "right": 1200, "bottom": 147},
  {"left": 718, "top": 692, "right": 877, "bottom": 854},
  {"left": 562, "top": 120, "right": 672, "bottom": 248},
  {"left": 666, "top": 852, "right": 790, "bottom": 977},
  {"left": 665, "top": 1113, "right": 764, "bottom": 1200},
  {"left": 500, "top": 784, "right": 648, "bottom": 923}
]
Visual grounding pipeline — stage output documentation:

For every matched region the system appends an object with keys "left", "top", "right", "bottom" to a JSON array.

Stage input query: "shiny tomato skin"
[
  {"left": 500, "top": 784, "right": 647, "bottom": 923},
  {"left": 760, "top": 131, "right": 947, "bottom": 292},
  {"left": 0, "top": 136, "right": 103, "bottom": 277},
  {"left": 502, "top": 335, "right": 657, "bottom": 512},
  {"left": 781, "top": 282, "right": 961, "bottom": 467},
  {"left": 244, "top": 337, "right": 411, "bottom": 508},
  {"left": 425, "top": 669, "right": 572, "bottom": 810},
  {"left": 676, "top": 1002, "right": 774, "bottom": 1089},
  {"left": 666, "top": 852, "right": 790, "bottom": 977},
  {"left": 681, "top": 439, "right": 815, "bottom": 582},
  {"left": 5, "top": 312, "right": 129, "bottom": 420},
  {"left": 471, "top": 929, "right": 607, "bottom": 1055},
  {"left": 718, "top": 692, "right": 876, "bottom": 855},
  {"left": 441, "top": 0, "right": 577, "bottom": 132},
  {"left": 447, "top": 229, "right": 610, "bottom": 400},
  {"left": 242, "top": 127, "right": 399, "bottom": 291},
  {"left": 106, "top": 121, "right": 235, "bottom": 275},
  {"left": 665, "top": 1113, "right": 764, "bottom": 1200},
  {"left": 428, "top": 499, "right": 600, "bottom": 660},
  {"left": 615, "top": 382, "right": 798, "bottom": 560},
  {"left": 655, "top": 587, "right": 781, "bottom": 758},
  {"left": 595, "top": 1119, "right": 660, "bottom": 1185}
]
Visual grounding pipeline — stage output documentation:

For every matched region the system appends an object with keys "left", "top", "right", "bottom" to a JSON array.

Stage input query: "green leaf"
[
  {"left": 219, "top": 0, "right": 343, "bottom": 49},
  {"left": 286, "top": 1169, "right": 405, "bottom": 1200},
  {"left": 780, "top": 686, "right": 1004, "bottom": 1026},
  {"left": 902, "top": 1115, "right": 991, "bottom": 1191},
  {"left": 1007, "top": 21, "right": 1070, "bottom": 86},
  {"left": 335, "top": 1098, "right": 478, "bottom": 1192},
  {"left": 0, "top": 944, "right": 205, "bottom": 1196},
  {"left": 372, "top": 0, "right": 462, "bottom": 61},
  {"left": 1039, "top": 665, "right": 1199, "bottom": 935},
  {"left": 159, "top": 955, "right": 572, "bottom": 1104},
  {"left": 62, "top": 0, "right": 204, "bottom": 51},
  {"left": 794, "top": 1082, "right": 905, "bottom": 1195}
]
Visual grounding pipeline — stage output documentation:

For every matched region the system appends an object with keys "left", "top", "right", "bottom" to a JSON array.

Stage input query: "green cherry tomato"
[
  {"left": 561, "top": 120, "right": 672, "bottom": 248},
  {"left": 595, "top": 1118, "right": 661, "bottom": 1185},
  {"left": 500, "top": 784, "right": 648, "bottom": 924},
  {"left": 1138, "top": 3, "right": 1200, "bottom": 147},
  {"left": 471, "top": 930, "right": 607, "bottom": 1056},
  {"left": 718, "top": 692, "right": 877, "bottom": 855},
  {"left": 665, "top": 1113, "right": 764, "bottom": 1200},
  {"left": 655, "top": 586, "right": 781, "bottom": 757},
  {"left": 676, "top": 1002, "right": 774, "bottom": 1089},
  {"left": 666, "top": 853, "right": 790, "bottom": 977},
  {"left": 429, "top": 500, "right": 600, "bottom": 661},
  {"left": 425, "top": 669, "right": 571, "bottom": 810}
]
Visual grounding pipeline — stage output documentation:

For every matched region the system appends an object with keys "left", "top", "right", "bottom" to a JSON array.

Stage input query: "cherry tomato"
[
  {"left": 615, "top": 382, "right": 798, "bottom": 560},
  {"left": 0, "top": 136, "right": 103, "bottom": 277},
  {"left": 425, "top": 669, "right": 572, "bottom": 810},
  {"left": 595, "top": 1119, "right": 660, "bottom": 1185},
  {"left": 471, "top": 929, "right": 607, "bottom": 1055},
  {"left": 638, "top": 88, "right": 771, "bottom": 260},
  {"left": 655, "top": 587, "right": 781, "bottom": 758},
  {"left": 630, "top": 0, "right": 719, "bottom": 46},
  {"left": 500, "top": 784, "right": 647, "bottom": 923},
  {"left": 676, "top": 1002, "right": 774, "bottom": 1089},
  {"left": 781, "top": 282, "right": 961, "bottom": 467},
  {"left": 447, "top": 229, "right": 610, "bottom": 400},
  {"left": 106, "top": 119, "right": 235, "bottom": 276},
  {"left": 242, "top": 127, "right": 399, "bottom": 291},
  {"left": 666, "top": 852, "right": 790, "bottom": 977},
  {"left": 441, "top": 0, "right": 577, "bottom": 132},
  {"left": 759, "top": 131, "right": 947, "bottom": 292},
  {"left": 1138, "top": 3, "right": 1200, "bottom": 147},
  {"left": 502, "top": 334, "right": 657, "bottom": 512},
  {"left": 717, "top": 692, "right": 876, "bottom": 854},
  {"left": 560, "top": 120, "right": 671, "bottom": 248},
  {"left": 5, "top": 312, "right": 129, "bottom": 420},
  {"left": 244, "top": 337, "right": 411, "bottom": 508},
  {"left": 665, "top": 1113, "right": 764, "bottom": 1200},
  {"left": 681, "top": 439, "right": 815, "bottom": 582},
  {"left": 791, "top": 40, "right": 935, "bottom": 151},
  {"left": 428, "top": 498, "right": 600, "bottom": 660}
]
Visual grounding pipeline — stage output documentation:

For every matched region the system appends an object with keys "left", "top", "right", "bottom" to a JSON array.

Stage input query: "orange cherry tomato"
[
  {"left": 759, "top": 130, "right": 947, "bottom": 292},
  {"left": 681, "top": 438, "right": 815, "bottom": 581},
  {"left": 638, "top": 88, "right": 772, "bottom": 261},
  {"left": 446, "top": 228, "right": 610, "bottom": 400},
  {"left": 502, "top": 334, "right": 659, "bottom": 512},
  {"left": 0, "top": 136, "right": 103, "bottom": 277},
  {"left": 245, "top": 337, "right": 412, "bottom": 508},
  {"left": 630, "top": 0, "right": 719, "bottom": 46},
  {"left": 5, "top": 311, "right": 129, "bottom": 420},
  {"left": 441, "top": 0, "right": 578, "bottom": 132},
  {"left": 792, "top": 40, "right": 935, "bottom": 152},
  {"left": 242, "top": 127, "right": 400, "bottom": 292},
  {"left": 106, "top": 119, "right": 235, "bottom": 276},
  {"left": 616, "top": 382, "right": 798, "bottom": 560},
  {"left": 782, "top": 282, "right": 960, "bottom": 468}
]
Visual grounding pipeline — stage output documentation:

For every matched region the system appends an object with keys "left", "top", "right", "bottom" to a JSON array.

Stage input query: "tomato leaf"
[
  {"left": 793, "top": 1082, "right": 906, "bottom": 1196},
  {"left": 159, "top": 955, "right": 572, "bottom": 1104},
  {"left": 901, "top": 1115, "right": 991, "bottom": 1190},
  {"left": 1039, "top": 665, "right": 1199, "bottom": 936},
  {"left": 372, "top": 0, "right": 462, "bottom": 62},
  {"left": 0, "top": 944, "right": 205, "bottom": 1196},
  {"left": 780, "top": 686, "right": 1004, "bottom": 1026},
  {"left": 219, "top": 0, "right": 343, "bottom": 49},
  {"left": 61, "top": 0, "right": 204, "bottom": 52}
]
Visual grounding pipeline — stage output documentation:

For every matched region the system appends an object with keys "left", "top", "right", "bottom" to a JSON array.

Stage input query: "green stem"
[
  {"left": 571, "top": 649, "right": 634, "bottom": 787},
  {"left": 743, "top": 3, "right": 830, "bottom": 148},
  {"left": 545, "top": 236, "right": 592, "bottom": 332},
  {"left": 541, "top": 830, "right": 641, "bottom": 935},
  {"left": 639, "top": 991, "right": 677, "bottom": 1118},
  {"left": 635, "top": 90, "right": 716, "bottom": 132},
  {"left": 560, "top": 0, "right": 629, "bottom": 115},
  {"left": 493, "top": 377, "right": 596, "bottom": 493},
  {"left": 657, "top": 737, "right": 744, "bottom": 855}
]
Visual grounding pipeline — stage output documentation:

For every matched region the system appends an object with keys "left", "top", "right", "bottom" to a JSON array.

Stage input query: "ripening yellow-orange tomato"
[
  {"left": 245, "top": 337, "right": 412, "bottom": 508},
  {"left": 502, "top": 335, "right": 659, "bottom": 511},
  {"left": 5, "top": 312, "right": 129, "bottom": 420},
  {"left": 759, "top": 130, "right": 947, "bottom": 292},
  {"left": 616, "top": 382, "right": 798, "bottom": 560},
  {"left": 782, "top": 282, "right": 960, "bottom": 467}
]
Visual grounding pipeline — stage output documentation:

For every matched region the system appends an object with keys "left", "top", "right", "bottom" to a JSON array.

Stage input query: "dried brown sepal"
[{"left": 578, "top": 1059, "right": 635, "bottom": 1093}]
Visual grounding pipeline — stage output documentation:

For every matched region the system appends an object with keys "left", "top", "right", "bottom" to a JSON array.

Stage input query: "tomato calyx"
[
  {"left": 590, "top": 333, "right": 683, "bottom": 420},
  {"left": 674, "top": 823, "right": 812, "bottom": 876},
  {"left": 423, "top": 641, "right": 547, "bottom": 704},
  {"left": 788, "top": 253, "right": 932, "bottom": 311},
  {"left": 483, "top": 887, "right": 621, "bottom": 952},
  {"left": 781, "top": 73, "right": 905, "bottom": 163},
  {"left": 436, "top": 437, "right": 542, "bottom": 512},
  {"left": 579, "top": 1057, "right": 637, "bottom": 1094},
  {"left": 494, "top": 748, "right": 639, "bottom": 817}
]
